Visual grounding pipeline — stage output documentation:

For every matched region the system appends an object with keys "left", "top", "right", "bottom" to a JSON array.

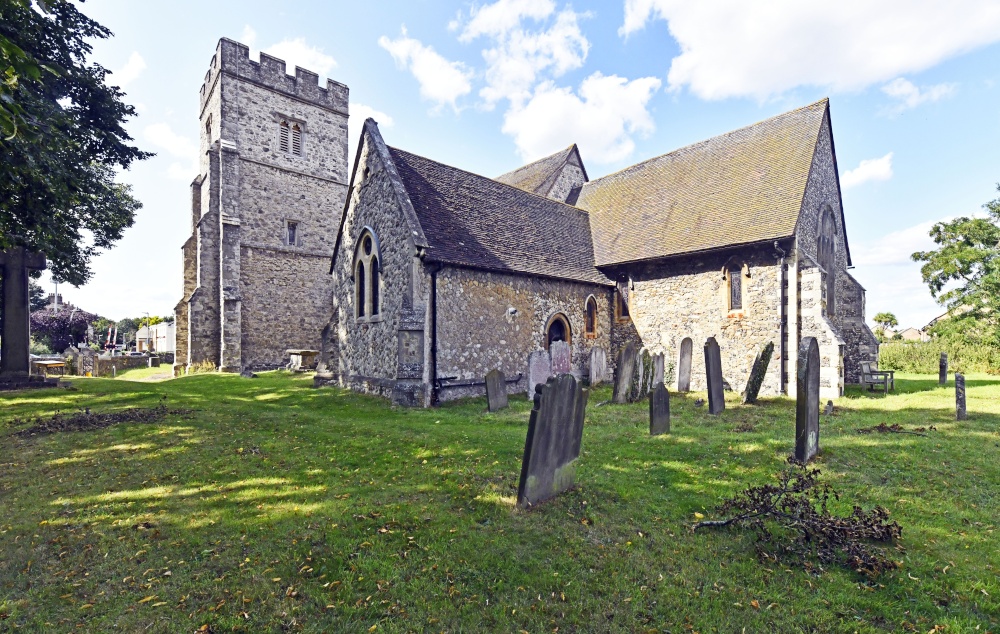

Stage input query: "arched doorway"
[{"left": 545, "top": 313, "right": 571, "bottom": 350}]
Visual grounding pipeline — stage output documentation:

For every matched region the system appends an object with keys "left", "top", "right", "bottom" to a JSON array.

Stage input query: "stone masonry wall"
[
  {"left": 623, "top": 246, "right": 783, "bottom": 397},
  {"left": 434, "top": 267, "right": 612, "bottom": 401},
  {"left": 547, "top": 162, "right": 586, "bottom": 203},
  {"left": 798, "top": 255, "right": 845, "bottom": 399}
]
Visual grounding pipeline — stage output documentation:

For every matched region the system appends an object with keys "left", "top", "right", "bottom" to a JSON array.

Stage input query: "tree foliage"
[
  {"left": 872, "top": 311, "right": 898, "bottom": 343},
  {"left": 29, "top": 306, "right": 97, "bottom": 352},
  {"left": 0, "top": 0, "right": 150, "bottom": 286},
  {"left": 912, "top": 186, "right": 1000, "bottom": 344}
]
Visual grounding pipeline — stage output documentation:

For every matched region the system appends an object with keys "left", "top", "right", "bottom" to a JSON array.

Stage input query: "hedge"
[{"left": 878, "top": 341, "right": 1000, "bottom": 374}]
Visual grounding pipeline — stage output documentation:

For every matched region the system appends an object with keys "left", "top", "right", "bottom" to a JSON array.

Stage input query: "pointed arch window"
[
  {"left": 279, "top": 120, "right": 290, "bottom": 153},
  {"left": 584, "top": 296, "right": 597, "bottom": 338},
  {"left": 354, "top": 228, "right": 382, "bottom": 321},
  {"left": 818, "top": 206, "right": 837, "bottom": 316}
]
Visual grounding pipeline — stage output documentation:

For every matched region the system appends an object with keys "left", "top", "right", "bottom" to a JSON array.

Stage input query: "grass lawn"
[{"left": 1, "top": 371, "right": 998, "bottom": 632}]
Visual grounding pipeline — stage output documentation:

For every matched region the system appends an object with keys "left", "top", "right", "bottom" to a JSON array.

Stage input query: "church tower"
[{"left": 175, "top": 39, "right": 349, "bottom": 373}]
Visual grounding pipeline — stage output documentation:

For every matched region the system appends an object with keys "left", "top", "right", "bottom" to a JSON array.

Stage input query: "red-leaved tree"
[{"left": 29, "top": 307, "right": 97, "bottom": 353}]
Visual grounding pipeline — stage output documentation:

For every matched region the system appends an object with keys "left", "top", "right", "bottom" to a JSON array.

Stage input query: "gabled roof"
[
  {"left": 495, "top": 144, "right": 589, "bottom": 199},
  {"left": 388, "top": 146, "right": 612, "bottom": 286},
  {"left": 577, "top": 99, "right": 830, "bottom": 267}
]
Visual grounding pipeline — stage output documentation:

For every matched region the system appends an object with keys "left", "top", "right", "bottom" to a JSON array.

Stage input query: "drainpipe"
[{"left": 427, "top": 262, "right": 443, "bottom": 406}]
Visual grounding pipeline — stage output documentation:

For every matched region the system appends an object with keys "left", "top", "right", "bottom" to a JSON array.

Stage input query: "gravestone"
[
  {"left": 0, "top": 247, "right": 47, "bottom": 381},
  {"left": 527, "top": 350, "right": 552, "bottom": 397},
  {"left": 612, "top": 342, "right": 638, "bottom": 404},
  {"left": 741, "top": 341, "right": 774, "bottom": 405},
  {"left": 485, "top": 368, "right": 508, "bottom": 412},
  {"left": 588, "top": 347, "right": 608, "bottom": 386},
  {"left": 677, "top": 338, "right": 693, "bottom": 392},
  {"left": 955, "top": 373, "right": 967, "bottom": 421},
  {"left": 649, "top": 382, "right": 670, "bottom": 435},
  {"left": 517, "top": 374, "right": 588, "bottom": 508},
  {"left": 939, "top": 353, "right": 948, "bottom": 386},
  {"left": 628, "top": 348, "right": 656, "bottom": 403},
  {"left": 824, "top": 400, "right": 834, "bottom": 416},
  {"left": 795, "top": 337, "right": 820, "bottom": 462},
  {"left": 550, "top": 341, "right": 571, "bottom": 375},
  {"left": 652, "top": 352, "right": 665, "bottom": 387},
  {"left": 704, "top": 337, "right": 725, "bottom": 415}
]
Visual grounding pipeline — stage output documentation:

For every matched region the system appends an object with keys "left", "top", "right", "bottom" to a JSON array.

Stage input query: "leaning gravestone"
[
  {"left": 0, "top": 247, "right": 47, "bottom": 382},
  {"left": 485, "top": 368, "right": 508, "bottom": 412},
  {"left": 652, "top": 352, "right": 665, "bottom": 387},
  {"left": 550, "top": 341, "right": 572, "bottom": 375},
  {"left": 741, "top": 341, "right": 774, "bottom": 405},
  {"left": 589, "top": 347, "right": 608, "bottom": 386},
  {"left": 527, "top": 350, "right": 552, "bottom": 397},
  {"left": 704, "top": 337, "right": 725, "bottom": 415},
  {"left": 612, "top": 342, "right": 638, "bottom": 404},
  {"left": 939, "top": 352, "right": 948, "bottom": 386},
  {"left": 649, "top": 382, "right": 670, "bottom": 435},
  {"left": 628, "top": 348, "right": 656, "bottom": 403},
  {"left": 517, "top": 374, "right": 588, "bottom": 508},
  {"left": 677, "top": 337, "right": 693, "bottom": 392},
  {"left": 955, "top": 373, "right": 967, "bottom": 421},
  {"left": 795, "top": 337, "right": 820, "bottom": 462}
]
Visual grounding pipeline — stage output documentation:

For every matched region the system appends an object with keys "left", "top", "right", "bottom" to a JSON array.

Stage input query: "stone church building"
[{"left": 177, "top": 39, "right": 879, "bottom": 405}]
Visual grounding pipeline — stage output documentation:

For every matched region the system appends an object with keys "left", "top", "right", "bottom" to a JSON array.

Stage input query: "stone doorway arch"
[{"left": 545, "top": 313, "right": 571, "bottom": 350}]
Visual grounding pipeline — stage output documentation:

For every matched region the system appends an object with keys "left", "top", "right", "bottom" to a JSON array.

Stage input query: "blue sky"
[{"left": 44, "top": 0, "right": 1000, "bottom": 330}]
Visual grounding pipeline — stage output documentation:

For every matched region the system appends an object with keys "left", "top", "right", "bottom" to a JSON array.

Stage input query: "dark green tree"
[
  {"left": 912, "top": 186, "right": 1000, "bottom": 344},
  {"left": 0, "top": 0, "right": 150, "bottom": 287},
  {"left": 28, "top": 279, "right": 46, "bottom": 312}
]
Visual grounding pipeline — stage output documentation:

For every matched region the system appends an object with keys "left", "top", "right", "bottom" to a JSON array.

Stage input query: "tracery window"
[
  {"left": 354, "top": 228, "right": 381, "bottom": 320},
  {"left": 817, "top": 206, "right": 837, "bottom": 316}
]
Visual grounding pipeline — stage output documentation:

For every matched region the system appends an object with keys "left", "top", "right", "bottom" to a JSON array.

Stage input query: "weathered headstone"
[
  {"left": 824, "top": 400, "right": 834, "bottom": 416},
  {"left": 795, "top": 337, "right": 820, "bottom": 462},
  {"left": 527, "top": 350, "right": 552, "bottom": 397},
  {"left": 588, "top": 347, "right": 608, "bottom": 386},
  {"left": 550, "top": 341, "right": 571, "bottom": 375},
  {"left": 741, "top": 341, "right": 774, "bottom": 405},
  {"left": 677, "top": 337, "right": 693, "bottom": 392},
  {"left": 704, "top": 337, "right": 725, "bottom": 415},
  {"left": 517, "top": 374, "right": 588, "bottom": 508},
  {"left": 649, "top": 382, "right": 670, "bottom": 435},
  {"left": 628, "top": 348, "right": 656, "bottom": 403},
  {"left": 0, "top": 247, "right": 47, "bottom": 380},
  {"left": 939, "top": 352, "right": 948, "bottom": 386},
  {"left": 612, "top": 342, "right": 638, "bottom": 404},
  {"left": 955, "top": 373, "right": 967, "bottom": 421},
  {"left": 652, "top": 352, "right": 665, "bottom": 387},
  {"left": 485, "top": 368, "right": 508, "bottom": 412}
]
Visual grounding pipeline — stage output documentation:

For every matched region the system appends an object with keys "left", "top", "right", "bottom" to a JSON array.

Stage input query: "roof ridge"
[
  {"left": 494, "top": 143, "right": 576, "bottom": 180},
  {"left": 389, "top": 145, "right": 592, "bottom": 216},
  {"left": 586, "top": 98, "right": 829, "bottom": 187}
]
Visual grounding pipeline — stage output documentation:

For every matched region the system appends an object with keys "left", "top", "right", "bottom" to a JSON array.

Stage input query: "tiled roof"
[
  {"left": 388, "top": 147, "right": 612, "bottom": 286},
  {"left": 577, "top": 99, "right": 828, "bottom": 266},
  {"left": 495, "top": 144, "right": 587, "bottom": 198}
]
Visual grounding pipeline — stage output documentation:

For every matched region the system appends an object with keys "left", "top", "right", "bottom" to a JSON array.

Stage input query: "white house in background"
[
  {"left": 897, "top": 327, "right": 929, "bottom": 342},
  {"left": 136, "top": 323, "right": 176, "bottom": 353}
]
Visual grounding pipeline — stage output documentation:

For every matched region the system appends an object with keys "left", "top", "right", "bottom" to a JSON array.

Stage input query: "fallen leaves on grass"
[
  {"left": 857, "top": 423, "right": 935, "bottom": 436},
  {"left": 12, "top": 402, "right": 192, "bottom": 437}
]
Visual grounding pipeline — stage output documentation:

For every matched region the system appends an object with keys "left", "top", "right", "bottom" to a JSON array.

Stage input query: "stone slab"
[
  {"left": 939, "top": 352, "right": 948, "bottom": 386},
  {"left": 795, "top": 337, "right": 820, "bottom": 462},
  {"left": 628, "top": 348, "right": 655, "bottom": 403},
  {"left": 649, "top": 382, "right": 670, "bottom": 436},
  {"left": 0, "top": 247, "right": 47, "bottom": 378},
  {"left": 955, "top": 373, "right": 967, "bottom": 421},
  {"left": 741, "top": 341, "right": 774, "bottom": 405},
  {"left": 527, "top": 350, "right": 552, "bottom": 397},
  {"left": 652, "top": 353, "right": 665, "bottom": 387},
  {"left": 517, "top": 374, "right": 588, "bottom": 508},
  {"left": 589, "top": 347, "right": 608, "bottom": 386},
  {"left": 677, "top": 337, "right": 693, "bottom": 392},
  {"left": 704, "top": 337, "right": 724, "bottom": 415},
  {"left": 612, "top": 342, "right": 637, "bottom": 404},
  {"left": 550, "top": 341, "right": 571, "bottom": 375},
  {"left": 485, "top": 368, "right": 508, "bottom": 412}
]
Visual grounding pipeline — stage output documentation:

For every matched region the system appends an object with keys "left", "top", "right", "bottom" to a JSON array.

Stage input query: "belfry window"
[
  {"left": 354, "top": 228, "right": 382, "bottom": 320},
  {"left": 279, "top": 120, "right": 289, "bottom": 153},
  {"left": 278, "top": 119, "right": 304, "bottom": 156},
  {"left": 585, "top": 296, "right": 597, "bottom": 338}
]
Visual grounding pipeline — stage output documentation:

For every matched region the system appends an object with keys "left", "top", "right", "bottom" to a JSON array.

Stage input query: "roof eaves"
[{"left": 595, "top": 236, "right": 795, "bottom": 269}]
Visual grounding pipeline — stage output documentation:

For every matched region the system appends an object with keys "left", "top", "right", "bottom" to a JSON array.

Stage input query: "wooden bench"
[
  {"left": 32, "top": 360, "right": 66, "bottom": 376},
  {"left": 860, "top": 361, "right": 893, "bottom": 394}
]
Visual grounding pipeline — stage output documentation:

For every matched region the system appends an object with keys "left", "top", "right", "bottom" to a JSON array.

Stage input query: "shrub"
[{"left": 879, "top": 341, "right": 1000, "bottom": 374}]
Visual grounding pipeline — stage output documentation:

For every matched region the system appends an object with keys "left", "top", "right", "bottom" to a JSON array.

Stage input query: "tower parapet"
[{"left": 199, "top": 38, "right": 348, "bottom": 114}]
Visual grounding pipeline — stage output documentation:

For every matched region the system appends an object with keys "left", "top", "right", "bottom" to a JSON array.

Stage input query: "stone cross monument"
[{"left": 0, "top": 247, "right": 47, "bottom": 380}]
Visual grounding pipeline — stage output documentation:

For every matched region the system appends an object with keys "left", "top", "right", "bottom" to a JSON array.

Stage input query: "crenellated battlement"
[{"left": 199, "top": 38, "right": 348, "bottom": 114}]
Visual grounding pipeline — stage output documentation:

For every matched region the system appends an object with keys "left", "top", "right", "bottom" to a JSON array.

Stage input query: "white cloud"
[
  {"left": 111, "top": 52, "right": 146, "bottom": 89},
  {"left": 467, "top": 4, "right": 591, "bottom": 108},
  {"left": 851, "top": 219, "right": 937, "bottom": 267},
  {"left": 240, "top": 25, "right": 337, "bottom": 77},
  {"left": 379, "top": 28, "right": 473, "bottom": 112},
  {"left": 502, "top": 72, "right": 661, "bottom": 164},
  {"left": 619, "top": 0, "right": 1000, "bottom": 100},
  {"left": 144, "top": 123, "right": 198, "bottom": 181},
  {"left": 881, "top": 77, "right": 957, "bottom": 114},
  {"left": 455, "top": 0, "right": 555, "bottom": 41},
  {"left": 841, "top": 152, "right": 893, "bottom": 189},
  {"left": 349, "top": 103, "right": 394, "bottom": 168}
]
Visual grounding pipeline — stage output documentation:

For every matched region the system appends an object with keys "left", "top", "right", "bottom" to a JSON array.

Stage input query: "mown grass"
[{"left": 1, "top": 371, "right": 998, "bottom": 633}]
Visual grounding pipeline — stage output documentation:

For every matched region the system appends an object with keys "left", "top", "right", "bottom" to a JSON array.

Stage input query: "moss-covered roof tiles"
[{"left": 577, "top": 99, "right": 828, "bottom": 267}]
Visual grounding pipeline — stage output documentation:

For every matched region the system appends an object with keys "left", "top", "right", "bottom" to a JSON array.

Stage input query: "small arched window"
[
  {"left": 725, "top": 264, "right": 744, "bottom": 312},
  {"left": 354, "top": 228, "right": 382, "bottom": 320},
  {"left": 615, "top": 283, "right": 630, "bottom": 322},
  {"left": 584, "top": 296, "right": 597, "bottom": 338}
]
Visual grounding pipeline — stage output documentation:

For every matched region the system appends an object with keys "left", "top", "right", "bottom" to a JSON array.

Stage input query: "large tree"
[
  {"left": 912, "top": 186, "right": 1000, "bottom": 344},
  {"left": 0, "top": 0, "right": 149, "bottom": 286}
]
